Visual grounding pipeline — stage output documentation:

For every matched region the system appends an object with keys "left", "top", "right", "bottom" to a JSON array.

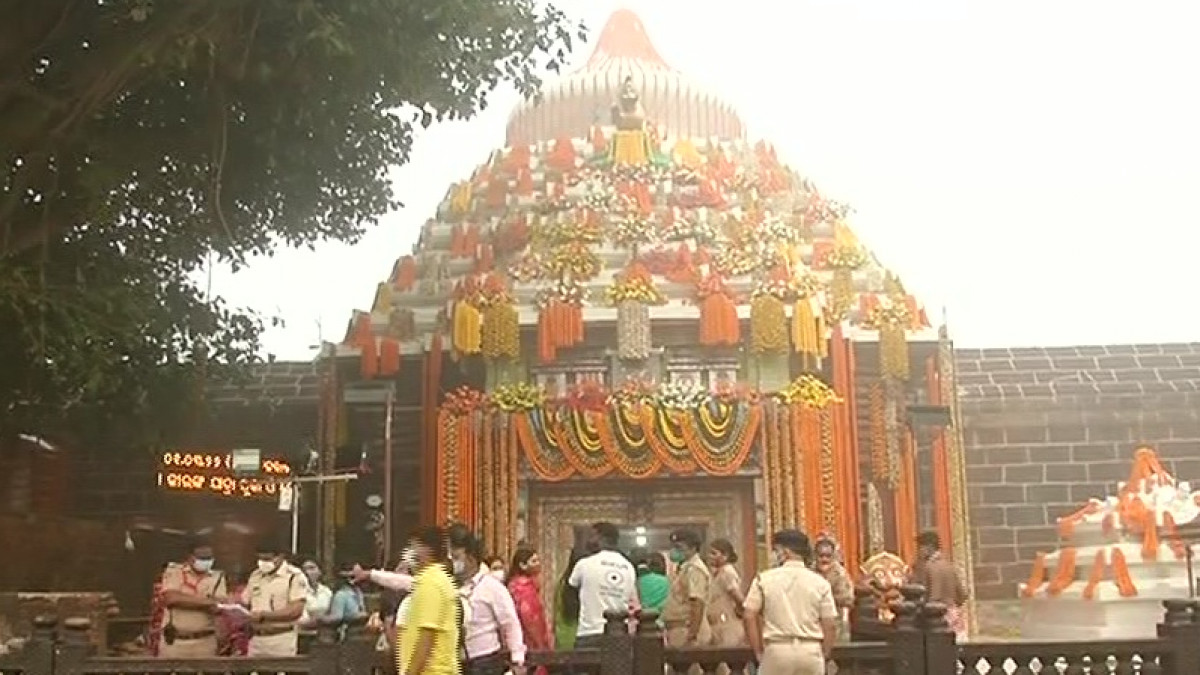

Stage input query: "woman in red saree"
[{"left": 507, "top": 547, "right": 553, "bottom": 667}]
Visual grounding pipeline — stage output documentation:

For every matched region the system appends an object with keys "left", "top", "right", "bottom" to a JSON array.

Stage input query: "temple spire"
[{"left": 584, "top": 8, "right": 670, "bottom": 69}]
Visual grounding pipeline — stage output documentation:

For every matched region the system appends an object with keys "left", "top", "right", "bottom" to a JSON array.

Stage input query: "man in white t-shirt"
[{"left": 568, "top": 521, "right": 639, "bottom": 649}]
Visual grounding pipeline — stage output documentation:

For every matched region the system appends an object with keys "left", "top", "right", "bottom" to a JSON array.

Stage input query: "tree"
[{"left": 0, "top": 0, "right": 584, "bottom": 442}]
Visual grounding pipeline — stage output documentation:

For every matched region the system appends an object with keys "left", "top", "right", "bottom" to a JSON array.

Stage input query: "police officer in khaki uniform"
[
  {"left": 743, "top": 530, "right": 838, "bottom": 675},
  {"left": 241, "top": 542, "right": 307, "bottom": 656},
  {"left": 662, "top": 529, "right": 712, "bottom": 648},
  {"left": 160, "top": 539, "right": 227, "bottom": 657}
]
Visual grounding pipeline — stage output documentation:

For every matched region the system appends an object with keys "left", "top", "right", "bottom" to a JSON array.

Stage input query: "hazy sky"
[{"left": 209, "top": 0, "right": 1200, "bottom": 361}]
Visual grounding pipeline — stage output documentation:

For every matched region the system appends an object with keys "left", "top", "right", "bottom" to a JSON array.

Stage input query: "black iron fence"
[{"left": 3, "top": 588, "right": 1200, "bottom": 675}]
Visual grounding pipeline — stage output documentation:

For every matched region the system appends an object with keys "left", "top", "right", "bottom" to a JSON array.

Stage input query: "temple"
[{"left": 322, "top": 8, "right": 975, "bottom": 628}]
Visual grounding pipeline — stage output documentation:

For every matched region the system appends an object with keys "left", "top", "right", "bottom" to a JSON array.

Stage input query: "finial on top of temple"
[
  {"left": 585, "top": 8, "right": 671, "bottom": 70},
  {"left": 611, "top": 76, "right": 647, "bottom": 131}
]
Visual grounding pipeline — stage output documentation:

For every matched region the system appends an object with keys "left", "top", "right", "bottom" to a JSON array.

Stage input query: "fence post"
[
  {"left": 55, "top": 618, "right": 93, "bottom": 675},
  {"left": 310, "top": 622, "right": 340, "bottom": 675},
  {"left": 598, "top": 610, "right": 634, "bottom": 675},
  {"left": 1158, "top": 599, "right": 1200, "bottom": 675},
  {"left": 632, "top": 610, "right": 664, "bottom": 675},
  {"left": 21, "top": 616, "right": 57, "bottom": 675},
  {"left": 919, "top": 601, "right": 958, "bottom": 675},
  {"left": 887, "top": 586, "right": 927, "bottom": 675}
]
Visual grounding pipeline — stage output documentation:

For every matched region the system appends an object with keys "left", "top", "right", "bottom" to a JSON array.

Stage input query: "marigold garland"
[
  {"left": 791, "top": 297, "right": 826, "bottom": 362},
  {"left": 479, "top": 280, "right": 520, "bottom": 360},
  {"left": 536, "top": 281, "right": 586, "bottom": 363},
  {"left": 452, "top": 299, "right": 482, "bottom": 354},
  {"left": 696, "top": 273, "right": 741, "bottom": 347},
  {"left": 750, "top": 294, "right": 788, "bottom": 353},
  {"left": 776, "top": 375, "right": 842, "bottom": 409},
  {"left": 868, "top": 382, "right": 891, "bottom": 483}
]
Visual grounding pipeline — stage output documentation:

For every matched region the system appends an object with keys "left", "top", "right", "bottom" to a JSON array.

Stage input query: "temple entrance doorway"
[{"left": 528, "top": 477, "right": 757, "bottom": 615}]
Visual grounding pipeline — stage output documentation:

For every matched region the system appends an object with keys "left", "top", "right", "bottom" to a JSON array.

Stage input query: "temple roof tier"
[
  {"left": 340, "top": 9, "right": 934, "bottom": 357},
  {"left": 505, "top": 9, "right": 745, "bottom": 146}
]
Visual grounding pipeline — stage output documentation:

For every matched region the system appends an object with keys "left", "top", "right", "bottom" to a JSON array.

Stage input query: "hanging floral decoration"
[
  {"left": 696, "top": 272, "right": 741, "bottom": 347},
  {"left": 451, "top": 279, "right": 483, "bottom": 355},
  {"left": 791, "top": 271, "right": 827, "bottom": 363},
  {"left": 775, "top": 375, "right": 843, "bottom": 409},
  {"left": 866, "top": 274, "right": 913, "bottom": 381},
  {"left": 548, "top": 242, "right": 602, "bottom": 280},
  {"left": 535, "top": 278, "right": 587, "bottom": 363},
  {"left": 750, "top": 272, "right": 792, "bottom": 354},
  {"left": 490, "top": 382, "right": 546, "bottom": 412},
  {"left": 606, "top": 263, "right": 665, "bottom": 361},
  {"left": 479, "top": 275, "right": 520, "bottom": 360},
  {"left": 824, "top": 244, "right": 866, "bottom": 323},
  {"left": 433, "top": 377, "right": 810, "bottom": 481},
  {"left": 759, "top": 372, "right": 848, "bottom": 539}
]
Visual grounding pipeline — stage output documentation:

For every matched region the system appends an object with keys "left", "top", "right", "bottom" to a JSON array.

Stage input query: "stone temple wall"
[{"left": 956, "top": 343, "right": 1200, "bottom": 602}]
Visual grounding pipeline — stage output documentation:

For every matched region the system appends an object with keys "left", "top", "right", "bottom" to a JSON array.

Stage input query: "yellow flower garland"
[{"left": 750, "top": 295, "right": 788, "bottom": 353}]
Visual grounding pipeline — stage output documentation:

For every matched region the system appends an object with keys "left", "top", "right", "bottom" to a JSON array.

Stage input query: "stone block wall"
[{"left": 956, "top": 343, "right": 1200, "bottom": 600}]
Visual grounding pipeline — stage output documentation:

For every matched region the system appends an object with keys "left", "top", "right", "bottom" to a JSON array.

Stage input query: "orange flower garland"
[{"left": 696, "top": 273, "right": 741, "bottom": 347}]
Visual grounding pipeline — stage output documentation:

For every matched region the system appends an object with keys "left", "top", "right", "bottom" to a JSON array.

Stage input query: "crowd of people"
[{"left": 150, "top": 523, "right": 964, "bottom": 675}]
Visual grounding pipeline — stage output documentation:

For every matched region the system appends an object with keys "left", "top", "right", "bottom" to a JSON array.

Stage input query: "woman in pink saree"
[{"left": 508, "top": 547, "right": 553, "bottom": 671}]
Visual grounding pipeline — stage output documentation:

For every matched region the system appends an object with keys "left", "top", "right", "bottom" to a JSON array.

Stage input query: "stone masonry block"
[
  {"left": 1005, "top": 505, "right": 1048, "bottom": 527},
  {"left": 971, "top": 505, "right": 1005, "bottom": 527},
  {"left": 1026, "top": 484, "right": 1070, "bottom": 504},
  {"left": 976, "top": 526, "right": 1017, "bottom": 547},
  {"left": 1003, "top": 464, "right": 1044, "bottom": 483},
  {"left": 1087, "top": 462, "right": 1131, "bottom": 483},
  {"left": 968, "top": 465, "right": 1003, "bottom": 485},
  {"left": 980, "top": 485, "right": 1026, "bottom": 505},
  {"left": 1071, "top": 443, "right": 1122, "bottom": 462},
  {"left": 1045, "top": 463, "right": 1088, "bottom": 483}
]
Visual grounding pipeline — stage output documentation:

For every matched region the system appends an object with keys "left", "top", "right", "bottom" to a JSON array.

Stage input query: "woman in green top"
[
  {"left": 635, "top": 551, "right": 669, "bottom": 622},
  {"left": 554, "top": 548, "right": 584, "bottom": 649}
]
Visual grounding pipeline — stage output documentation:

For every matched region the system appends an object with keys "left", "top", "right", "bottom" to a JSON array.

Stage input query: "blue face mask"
[{"left": 192, "top": 558, "right": 214, "bottom": 574}]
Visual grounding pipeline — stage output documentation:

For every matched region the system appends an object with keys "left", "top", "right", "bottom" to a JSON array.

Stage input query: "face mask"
[
  {"left": 192, "top": 558, "right": 214, "bottom": 574},
  {"left": 490, "top": 570, "right": 506, "bottom": 582},
  {"left": 771, "top": 550, "right": 785, "bottom": 567},
  {"left": 257, "top": 559, "right": 278, "bottom": 575},
  {"left": 669, "top": 549, "right": 687, "bottom": 564},
  {"left": 306, "top": 570, "right": 321, "bottom": 584},
  {"left": 452, "top": 559, "right": 466, "bottom": 575},
  {"left": 401, "top": 548, "right": 417, "bottom": 569}
]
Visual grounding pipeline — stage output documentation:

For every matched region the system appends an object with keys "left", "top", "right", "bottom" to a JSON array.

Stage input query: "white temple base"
[{"left": 1020, "top": 595, "right": 1170, "bottom": 640}]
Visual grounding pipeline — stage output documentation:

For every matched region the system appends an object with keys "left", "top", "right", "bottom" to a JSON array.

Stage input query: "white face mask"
[
  {"left": 452, "top": 559, "right": 466, "bottom": 575},
  {"left": 257, "top": 559, "right": 279, "bottom": 575},
  {"left": 192, "top": 558, "right": 214, "bottom": 574},
  {"left": 400, "top": 548, "right": 417, "bottom": 570},
  {"left": 490, "top": 570, "right": 506, "bottom": 582}
]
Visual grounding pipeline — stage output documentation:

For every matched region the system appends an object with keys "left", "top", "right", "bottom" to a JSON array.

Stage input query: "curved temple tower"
[
  {"left": 320, "top": 8, "right": 976, "bottom": 632},
  {"left": 1019, "top": 447, "right": 1197, "bottom": 639}
]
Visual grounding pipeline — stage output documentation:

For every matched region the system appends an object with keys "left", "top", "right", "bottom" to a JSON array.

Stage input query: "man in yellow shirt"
[{"left": 398, "top": 526, "right": 459, "bottom": 675}]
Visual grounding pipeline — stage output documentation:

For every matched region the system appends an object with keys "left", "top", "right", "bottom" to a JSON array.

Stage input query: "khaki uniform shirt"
[
  {"left": 662, "top": 554, "right": 710, "bottom": 624},
  {"left": 244, "top": 565, "right": 307, "bottom": 631},
  {"left": 744, "top": 561, "right": 837, "bottom": 642},
  {"left": 161, "top": 563, "right": 227, "bottom": 634}
]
